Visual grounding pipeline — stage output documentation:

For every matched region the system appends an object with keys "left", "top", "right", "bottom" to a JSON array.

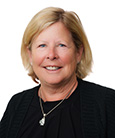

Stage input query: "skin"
[{"left": 28, "top": 22, "right": 83, "bottom": 101}]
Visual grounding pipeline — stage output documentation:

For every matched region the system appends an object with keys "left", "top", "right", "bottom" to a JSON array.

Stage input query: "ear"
[
  {"left": 76, "top": 45, "right": 83, "bottom": 63},
  {"left": 27, "top": 47, "right": 32, "bottom": 65}
]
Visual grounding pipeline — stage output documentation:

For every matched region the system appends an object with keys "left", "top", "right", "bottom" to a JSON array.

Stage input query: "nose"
[{"left": 47, "top": 46, "right": 58, "bottom": 60}]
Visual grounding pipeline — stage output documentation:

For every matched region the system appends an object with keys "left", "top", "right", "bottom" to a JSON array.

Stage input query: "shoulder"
[
  {"left": 79, "top": 79, "right": 115, "bottom": 136},
  {"left": 11, "top": 86, "right": 39, "bottom": 100},
  {"left": 7, "top": 86, "right": 39, "bottom": 111},
  {"left": 79, "top": 78, "right": 115, "bottom": 95},
  {"left": 0, "top": 86, "right": 39, "bottom": 137},
  {"left": 0, "top": 86, "right": 39, "bottom": 124},
  {"left": 79, "top": 78, "right": 115, "bottom": 106}
]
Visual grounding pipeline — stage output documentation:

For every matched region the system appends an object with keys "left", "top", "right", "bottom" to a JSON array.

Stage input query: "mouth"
[{"left": 44, "top": 66, "right": 62, "bottom": 71}]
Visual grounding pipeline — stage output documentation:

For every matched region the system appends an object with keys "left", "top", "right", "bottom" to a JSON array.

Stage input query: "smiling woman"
[
  {"left": 0, "top": 7, "right": 115, "bottom": 138},
  {"left": 21, "top": 7, "right": 92, "bottom": 83}
]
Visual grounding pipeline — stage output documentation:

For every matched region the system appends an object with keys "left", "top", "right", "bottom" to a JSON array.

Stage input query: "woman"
[{"left": 0, "top": 7, "right": 115, "bottom": 138}]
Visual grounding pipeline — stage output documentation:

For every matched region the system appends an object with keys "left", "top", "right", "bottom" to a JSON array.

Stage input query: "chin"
[
  {"left": 43, "top": 77, "right": 65, "bottom": 86},
  {"left": 40, "top": 74, "right": 74, "bottom": 86},
  {"left": 45, "top": 80, "right": 63, "bottom": 85}
]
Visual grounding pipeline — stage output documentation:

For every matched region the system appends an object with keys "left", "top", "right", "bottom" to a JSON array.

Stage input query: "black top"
[
  {"left": 1, "top": 79, "right": 115, "bottom": 138},
  {"left": 17, "top": 83, "right": 82, "bottom": 138}
]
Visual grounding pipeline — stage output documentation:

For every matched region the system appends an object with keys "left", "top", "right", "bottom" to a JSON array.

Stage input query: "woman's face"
[{"left": 28, "top": 22, "right": 82, "bottom": 85}]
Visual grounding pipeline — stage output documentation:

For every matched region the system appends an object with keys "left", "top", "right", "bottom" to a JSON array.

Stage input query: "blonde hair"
[{"left": 21, "top": 7, "right": 93, "bottom": 83}]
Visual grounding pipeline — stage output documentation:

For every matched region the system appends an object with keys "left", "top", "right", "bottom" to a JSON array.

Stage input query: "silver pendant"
[{"left": 39, "top": 114, "right": 46, "bottom": 126}]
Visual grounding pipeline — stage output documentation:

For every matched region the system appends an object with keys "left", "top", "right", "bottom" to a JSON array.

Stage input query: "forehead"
[{"left": 33, "top": 22, "right": 72, "bottom": 43}]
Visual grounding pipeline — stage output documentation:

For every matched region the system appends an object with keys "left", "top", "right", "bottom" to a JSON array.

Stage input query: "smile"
[{"left": 44, "top": 66, "right": 62, "bottom": 71}]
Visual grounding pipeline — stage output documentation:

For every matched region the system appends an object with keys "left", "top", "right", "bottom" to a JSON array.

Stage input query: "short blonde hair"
[{"left": 21, "top": 7, "right": 93, "bottom": 83}]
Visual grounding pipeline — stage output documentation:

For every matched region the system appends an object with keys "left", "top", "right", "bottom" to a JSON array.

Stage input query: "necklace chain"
[{"left": 39, "top": 82, "right": 76, "bottom": 126}]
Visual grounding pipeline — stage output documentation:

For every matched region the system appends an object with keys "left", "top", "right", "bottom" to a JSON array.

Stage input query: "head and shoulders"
[
  {"left": 12, "top": 7, "right": 114, "bottom": 103},
  {"left": 1, "top": 8, "right": 115, "bottom": 138}
]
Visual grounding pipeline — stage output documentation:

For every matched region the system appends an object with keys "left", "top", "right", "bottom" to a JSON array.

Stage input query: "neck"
[{"left": 39, "top": 76, "right": 78, "bottom": 102}]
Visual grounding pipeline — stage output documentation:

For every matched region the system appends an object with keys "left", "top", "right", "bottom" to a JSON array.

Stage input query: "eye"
[
  {"left": 59, "top": 44, "right": 66, "bottom": 47},
  {"left": 39, "top": 44, "right": 46, "bottom": 48}
]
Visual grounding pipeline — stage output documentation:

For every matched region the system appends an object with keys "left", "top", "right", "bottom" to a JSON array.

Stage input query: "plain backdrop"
[{"left": 0, "top": 0, "right": 115, "bottom": 119}]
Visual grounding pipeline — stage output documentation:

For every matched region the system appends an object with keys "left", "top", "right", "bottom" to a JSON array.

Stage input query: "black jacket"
[{"left": 0, "top": 79, "right": 115, "bottom": 138}]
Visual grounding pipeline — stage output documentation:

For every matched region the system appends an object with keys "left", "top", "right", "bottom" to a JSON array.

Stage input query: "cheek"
[
  {"left": 31, "top": 52, "right": 44, "bottom": 66},
  {"left": 61, "top": 52, "right": 77, "bottom": 68}
]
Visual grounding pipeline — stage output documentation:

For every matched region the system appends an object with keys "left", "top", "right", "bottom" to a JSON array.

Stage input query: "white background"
[{"left": 0, "top": 0, "right": 115, "bottom": 119}]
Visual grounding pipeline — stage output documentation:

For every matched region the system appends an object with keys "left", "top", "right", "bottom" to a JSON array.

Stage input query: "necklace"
[{"left": 39, "top": 82, "right": 76, "bottom": 126}]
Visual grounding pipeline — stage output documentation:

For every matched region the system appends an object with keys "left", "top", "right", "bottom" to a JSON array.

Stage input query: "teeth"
[{"left": 46, "top": 66, "right": 60, "bottom": 70}]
